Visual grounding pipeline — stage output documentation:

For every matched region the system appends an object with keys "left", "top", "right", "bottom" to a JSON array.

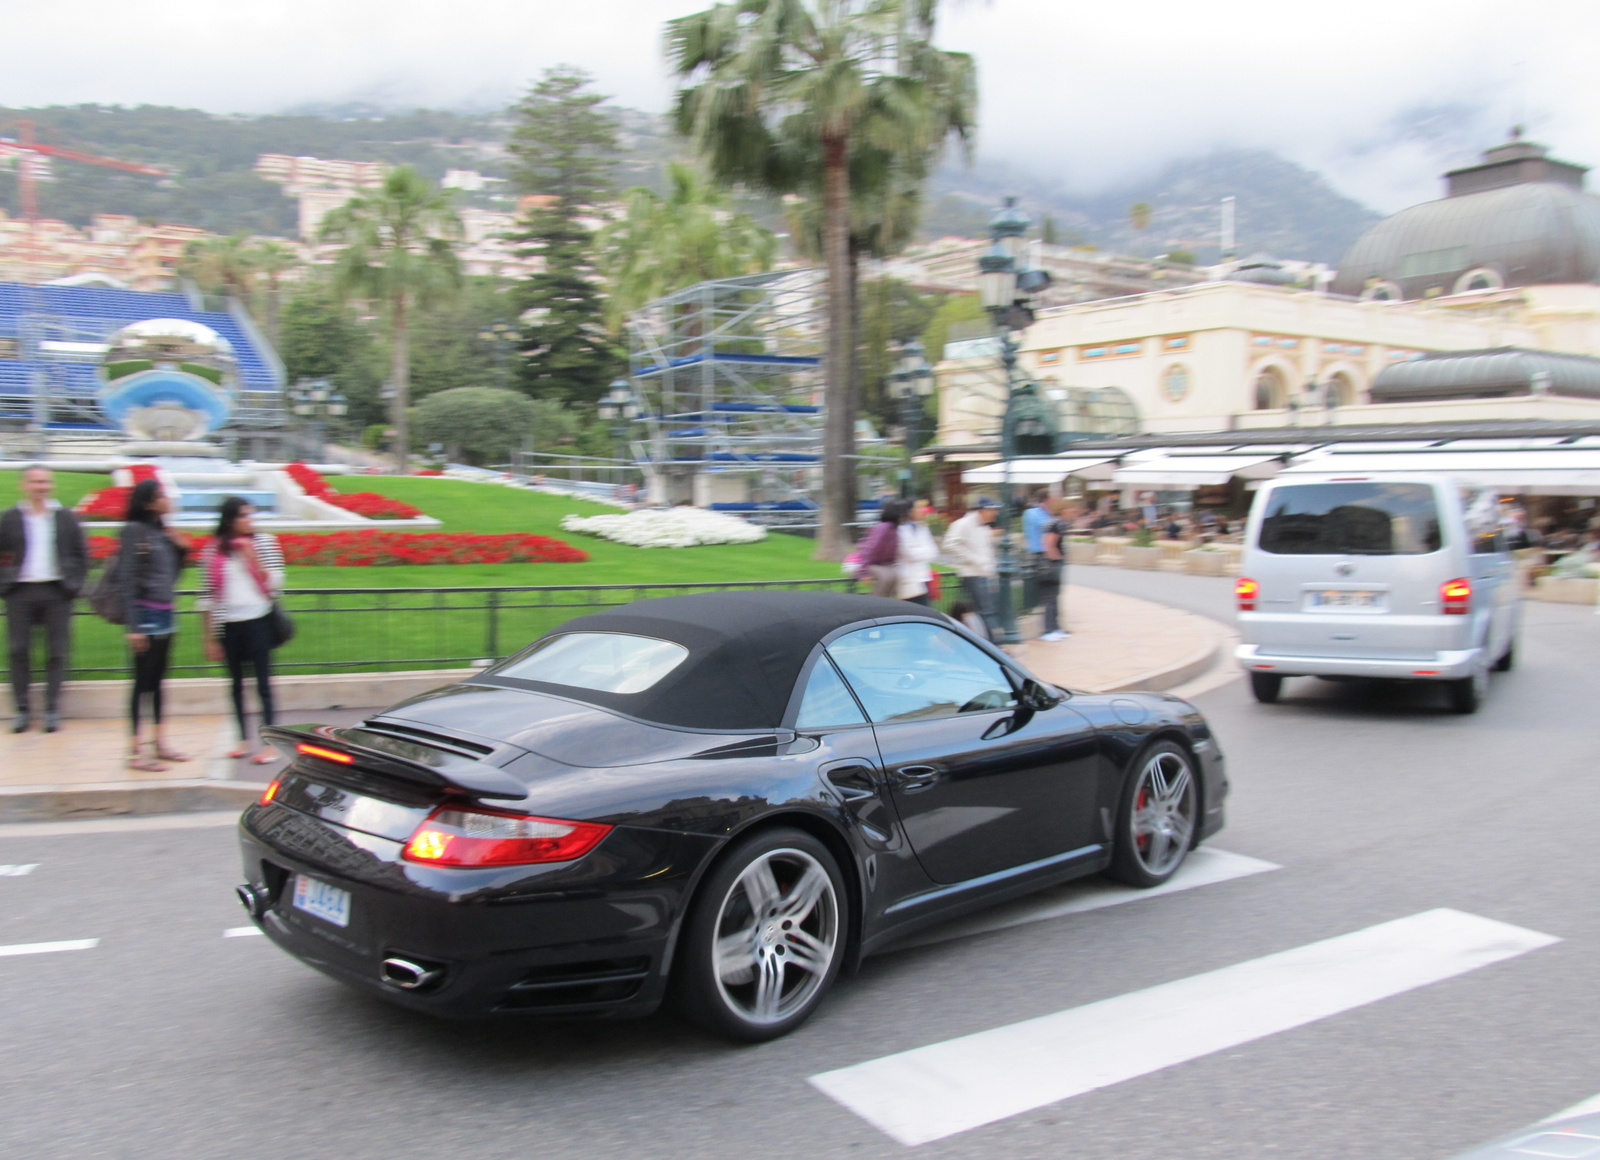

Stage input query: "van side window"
[{"left": 1462, "top": 489, "right": 1506, "bottom": 555}]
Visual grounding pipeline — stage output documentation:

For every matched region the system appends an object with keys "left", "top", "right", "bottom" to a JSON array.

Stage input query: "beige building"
[
  {"left": 932, "top": 135, "right": 1600, "bottom": 462},
  {"left": 882, "top": 235, "right": 1204, "bottom": 308},
  {"left": 0, "top": 212, "right": 212, "bottom": 290}
]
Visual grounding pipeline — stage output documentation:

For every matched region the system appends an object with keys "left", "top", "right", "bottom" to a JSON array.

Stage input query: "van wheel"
[
  {"left": 1448, "top": 664, "right": 1488, "bottom": 714},
  {"left": 1493, "top": 640, "right": 1515, "bottom": 672},
  {"left": 1249, "top": 672, "right": 1282, "bottom": 703}
]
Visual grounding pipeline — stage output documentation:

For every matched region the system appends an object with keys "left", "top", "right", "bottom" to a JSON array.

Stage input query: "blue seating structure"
[{"left": 0, "top": 281, "right": 283, "bottom": 430}]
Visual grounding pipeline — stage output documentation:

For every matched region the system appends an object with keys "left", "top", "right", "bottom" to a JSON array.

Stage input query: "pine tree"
[{"left": 507, "top": 66, "right": 624, "bottom": 403}]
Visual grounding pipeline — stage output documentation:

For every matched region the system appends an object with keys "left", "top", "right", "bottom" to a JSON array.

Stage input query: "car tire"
[
  {"left": 1447, "top": 662, "right": 1489, "bottom": 714},
  {"left": 1249, "top": 672, "right": 1283, "bottom": 703},
  {"left": 677, "top": 827, "right": 848, "bottom": 1042},
  {"left": 1493, "top": 640, "right": 1515, "bottom": 672},
  {"left": 1104, "top": 741, "right": 1198, "bottom": 889}
]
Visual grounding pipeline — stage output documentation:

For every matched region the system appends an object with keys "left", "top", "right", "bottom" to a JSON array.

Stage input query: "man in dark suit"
[{"left": 1, "top": 465, "right": 88, "bottom": 732}]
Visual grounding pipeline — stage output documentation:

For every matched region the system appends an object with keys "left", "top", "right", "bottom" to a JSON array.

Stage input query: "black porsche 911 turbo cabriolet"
[{"left": 237, "top": 591, "right": 1227, "bottom": 1041}]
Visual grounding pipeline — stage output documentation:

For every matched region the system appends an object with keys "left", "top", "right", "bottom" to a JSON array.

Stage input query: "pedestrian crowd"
[{"left": 2, "top": 465, "right": 284, "bottom": 773}]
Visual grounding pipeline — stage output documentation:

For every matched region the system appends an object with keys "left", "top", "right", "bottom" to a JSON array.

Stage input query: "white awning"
[
  {"left": 1111, "top": 454, "right": 1286, "bottom": 487},
  {"left": 961, "top": 456, "right": 1119, "bottom": 485},
  {"left": 1279, "top": 448, "right": 1600, "bottom": 494}
]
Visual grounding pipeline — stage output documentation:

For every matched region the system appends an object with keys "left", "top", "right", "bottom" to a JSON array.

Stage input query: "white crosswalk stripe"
[
  {"left": 223, "top": 926, "right": 264, "bottom": 938},
  {"left": 811, "top": 909, "right": 1559, "bottom": 1146},
  {"left": 0, "top": 938, "right": 99, "bottom": 958},
  {"left": 0, "top": 863, "right": 40, "bottom": 876}
]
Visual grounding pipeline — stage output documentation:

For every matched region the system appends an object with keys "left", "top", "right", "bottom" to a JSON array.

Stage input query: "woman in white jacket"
[{"left": 895, "top": 499, "right": 941, "bottom": 605}]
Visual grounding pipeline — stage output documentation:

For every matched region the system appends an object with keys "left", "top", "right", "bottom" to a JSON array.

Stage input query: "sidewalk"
[{"left": 0, "top": 585, "right": 1233, "bottom": 821}]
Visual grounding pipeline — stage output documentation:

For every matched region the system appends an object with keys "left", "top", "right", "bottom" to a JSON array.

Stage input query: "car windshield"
[
  {"left": 493, "top": 632, "right": 689, "bottom": 694},
  {"left": 1257, "top": 482, "right": 1443, "bottom": 555}
]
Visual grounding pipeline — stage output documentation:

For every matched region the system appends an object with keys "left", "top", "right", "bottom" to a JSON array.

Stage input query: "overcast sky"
[{"left": 3, "top": 0, "right": 1596, "bottom": 212}]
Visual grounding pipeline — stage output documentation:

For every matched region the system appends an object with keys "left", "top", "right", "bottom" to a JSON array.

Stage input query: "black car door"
[{"left": 825, "top": 621, "right": 1101, "bottom": 885}]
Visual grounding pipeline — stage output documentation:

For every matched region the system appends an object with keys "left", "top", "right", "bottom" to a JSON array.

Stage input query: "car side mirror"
[{"left": 1020, "top": 678, "right": 1062, "bottom": 711}]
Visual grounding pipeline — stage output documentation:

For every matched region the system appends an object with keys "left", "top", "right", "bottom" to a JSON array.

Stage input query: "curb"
[
  {"left": 0, "top": 779, "right": 267, "bottom": 824},
  {"left": 1093, "top": 633, "right": 1226, "bottom": 695}
]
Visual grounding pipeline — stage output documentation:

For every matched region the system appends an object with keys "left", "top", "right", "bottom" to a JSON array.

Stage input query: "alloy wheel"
[
  {"left": 712, "top": 848, "right": 839, "bottom": 1026},
  {"left": 1130, "top": 751, "right": 1196, "bottom": 877}
]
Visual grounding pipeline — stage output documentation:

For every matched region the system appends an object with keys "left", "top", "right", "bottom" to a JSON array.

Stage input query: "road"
[{"left": 3, "top": 569, "right": 1598, "bottom": 1159}]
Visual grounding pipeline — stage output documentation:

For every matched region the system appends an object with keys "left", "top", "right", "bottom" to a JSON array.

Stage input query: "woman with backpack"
[
  {"left": 120, "top": 479, "right": 192, "bottom": 772},
  {"left": 198, "top": 497, "right": 285, "bottom": 766}
]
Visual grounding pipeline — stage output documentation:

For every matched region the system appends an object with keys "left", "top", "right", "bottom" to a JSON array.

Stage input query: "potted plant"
[
  {"left": 1067, "top": 535, "right": 1099, "bottom": 566},
  {"left": 1183, "top": 545, "right": 1228, "bottom": 576},
  {"left": 1122, "top": 526, "right": 1162, "bottom": 570}
]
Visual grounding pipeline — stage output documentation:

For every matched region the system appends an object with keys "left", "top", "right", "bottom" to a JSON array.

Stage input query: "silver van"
[{"left": 1234, "top": 473, "right": 1519, "bottom": 713}]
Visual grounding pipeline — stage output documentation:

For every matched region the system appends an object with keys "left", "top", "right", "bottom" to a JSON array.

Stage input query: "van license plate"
[
  {"left": 292, "top": 874, "right": 351, "bottom": 928},
  {"left": 1310, "top": 590, "right": 1378, "bottom": 609}
]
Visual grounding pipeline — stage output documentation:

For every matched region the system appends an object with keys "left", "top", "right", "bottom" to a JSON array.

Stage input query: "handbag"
[{"left": 268, "top": 601, "right": 295, "bottom": 649}]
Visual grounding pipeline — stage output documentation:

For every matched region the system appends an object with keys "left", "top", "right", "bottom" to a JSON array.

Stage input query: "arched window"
[
  {"left": 1361, "top": 280, "right": 1404, "bottom": 302},
  {"left": 1453, "top": 267, "right": 1504, "bottom": 294},
  {"left": 1253, "top": 365, "right": 1288, "bottom": 410},
  {"left": 1326, "top": 371, "right": 1356, "bottom": 407}
]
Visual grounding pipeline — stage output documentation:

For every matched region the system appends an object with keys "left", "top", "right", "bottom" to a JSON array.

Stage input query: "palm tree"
[
  {"left": 320, "top": 166, "right": 461, "bottom": 473},
  {"left": 668, "top": 0, "right": 975, "bottom": 559},
  {"left": 251, "top": 239, "right": 299, "bottom": 346},
  {"left": 180, "top": 234, "right": 259, "bottom": 303},
  {"left": 597, "top": 161, "right": 777, "bottom": 331}
]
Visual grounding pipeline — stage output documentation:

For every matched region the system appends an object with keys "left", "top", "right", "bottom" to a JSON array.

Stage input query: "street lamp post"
[
  {"left": 976, "top": 196, "right": 1051, "bottom": 645},
  {"left": 886, "top": 339, "right": 934, "bottom": 497},
  {"left": 477, "top": 321, "right": 522, "bottom": 390},
  {"left": 598, "top": 379, "right": 640, "bottom": 499},
  {"left": 288, "top": 377, "right": 348, "bottom": 462}
]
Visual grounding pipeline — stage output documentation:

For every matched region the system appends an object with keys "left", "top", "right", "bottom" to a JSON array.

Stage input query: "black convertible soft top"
[{"left": 481, "top": 590, "right": 947, "bottom": 730}]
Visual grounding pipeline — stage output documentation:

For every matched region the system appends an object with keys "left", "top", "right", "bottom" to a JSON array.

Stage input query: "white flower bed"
[{"left": 560, "top": 507, "right": 767, "bottom": 548}]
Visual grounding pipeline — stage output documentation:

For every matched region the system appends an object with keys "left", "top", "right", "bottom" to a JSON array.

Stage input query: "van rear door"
[{"left": 1249, "top": 480, "right": 1457, "bottom": 660}]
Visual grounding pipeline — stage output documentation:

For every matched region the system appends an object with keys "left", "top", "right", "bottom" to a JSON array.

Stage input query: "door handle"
[{"left": 895, "top": 764, "right": 939, "bottom": 793}]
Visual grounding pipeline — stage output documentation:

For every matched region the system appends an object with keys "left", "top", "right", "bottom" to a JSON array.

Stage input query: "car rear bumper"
[
  {"left": 237, "top": 806, "right": 721, "bottom": 1019},
  {"left": 1235, "top": 644, "right": 1484, "bottom": 680}
]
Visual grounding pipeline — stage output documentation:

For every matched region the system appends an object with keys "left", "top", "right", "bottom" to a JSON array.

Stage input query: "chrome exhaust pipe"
[
  {"left": 235, "top": 884, "right": 268, "bottom": 920},
  {"left": 380, "top": 957, "right": 444, "bottom": 990}
]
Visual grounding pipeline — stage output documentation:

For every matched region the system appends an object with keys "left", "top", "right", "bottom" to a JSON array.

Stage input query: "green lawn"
[{"left": 9, "top": 472, "right": 851, "bottom": 679}]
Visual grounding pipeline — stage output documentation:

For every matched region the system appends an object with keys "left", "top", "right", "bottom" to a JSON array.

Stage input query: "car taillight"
[
  {"left": 259, "top": 779, "right": 280, "bottom": 806},
  {"left": 1235, "top": 577, "right": 1259, "bottom": 612},
  {"left": 402, "top": 806, "right": 612, "bottom": 867},
  {"left": 1441, "top": 578, "right": 1472, "bottom": 615}
]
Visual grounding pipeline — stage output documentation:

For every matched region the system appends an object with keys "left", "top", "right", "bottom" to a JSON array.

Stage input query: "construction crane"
[{"left": 0, "top": 117, "right": 168, "bottom": 220}]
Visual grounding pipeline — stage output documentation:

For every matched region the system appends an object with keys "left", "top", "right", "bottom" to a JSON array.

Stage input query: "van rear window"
[{"left": 1258, "top": 483, "right": 1443, "bottom": 555}]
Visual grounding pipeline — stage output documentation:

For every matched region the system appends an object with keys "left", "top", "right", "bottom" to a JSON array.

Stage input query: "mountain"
[
  {"left": 0, "top": 104, "right": 1383, "bottom": 265},
  {"left": 928, "top": 148, "right": 1384, "bottom": 265}
]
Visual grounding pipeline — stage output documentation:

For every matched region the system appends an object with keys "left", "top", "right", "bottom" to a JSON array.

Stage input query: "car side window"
[
  {"left": 826, "top": 622, "right": 1017, "bottom": 725},
  {"left": 794, "top": 655, "right": 868, "bottom": 730}
]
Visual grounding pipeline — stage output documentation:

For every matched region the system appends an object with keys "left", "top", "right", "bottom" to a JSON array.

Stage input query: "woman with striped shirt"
[{"left": 199, "top": 497, "right": 284, "bottom": 765}]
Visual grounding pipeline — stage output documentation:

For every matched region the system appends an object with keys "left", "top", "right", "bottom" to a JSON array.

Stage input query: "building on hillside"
[
  {"left": 254, "top": 153, "right": 388, "bottom": 240},
  {"left": 0, "top": 212, "right": 213, "bottom": 290},
  {"left": 925, "top": 133, "right": 1600, "bottom": 506},
  {"left": 879, "top": 235, "right": 1207, "bottom": 306}
]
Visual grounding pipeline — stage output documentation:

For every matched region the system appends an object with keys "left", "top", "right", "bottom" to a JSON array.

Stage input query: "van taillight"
[
  {"left": 1235, "top": 577, "right": 1259, "bottom": 612},
  {"left": 1441, "top": 578, "right": 1472, "bottom": 615}
]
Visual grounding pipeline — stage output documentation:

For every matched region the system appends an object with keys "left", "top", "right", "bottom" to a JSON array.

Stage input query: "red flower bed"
[
  {"left": 286, "top": 462, "right": 422, "bottom": 520},
  {"left": 76, "top": 464, "right": 160, "bottom": 520},
  {"left": 87, "top": 531, "right": 587, "bottom": 566}
]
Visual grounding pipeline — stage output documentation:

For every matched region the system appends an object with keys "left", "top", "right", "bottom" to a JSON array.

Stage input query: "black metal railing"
[{"left": 63, "top": 577, "right": 908, "bottom": 680}]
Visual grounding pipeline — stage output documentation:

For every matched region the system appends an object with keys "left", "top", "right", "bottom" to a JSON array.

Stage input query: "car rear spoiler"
[{"left": 261, "top": 724, "right": 528, "bottom": 801}]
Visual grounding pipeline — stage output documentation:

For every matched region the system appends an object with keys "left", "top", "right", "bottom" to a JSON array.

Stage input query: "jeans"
[
  {"left": 222, "top": 614, "right": 276, "bottom": 742},
  {"left": 961, "top": 575, "right": 995, "bottom": 633},
  {"left": 1037, "top": 562, "right": 1063, "bottom": 633},
  {"left": 6, "top": 581, "right": 72, "bottom": 714}
]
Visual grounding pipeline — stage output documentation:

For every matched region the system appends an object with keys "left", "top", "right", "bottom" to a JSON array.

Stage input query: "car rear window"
[
  {"left": 1257, "top": 482, "right": 1443, "bottom": 555},
  {"left": 492, "top": 632, "right": 689, "bottom": 694}
]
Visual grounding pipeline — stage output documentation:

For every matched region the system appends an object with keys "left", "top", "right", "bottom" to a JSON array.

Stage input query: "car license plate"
[
  {"left": 292, "top": 874, "right": 351, "bottom": 928},
  {"left": 1309, "top": 589, "right": 1379, "bottom": 609}
]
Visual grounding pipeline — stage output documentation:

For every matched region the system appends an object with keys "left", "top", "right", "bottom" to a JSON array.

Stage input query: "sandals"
[
  {"left": 249, "top": 750, "right": 278, "bottom": 766},
  {"left": 155, "top": 746, "right": 192, "bottom": 763},
  {"left": 127, "top": 744, "right": 168, "bottom": 773}
]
